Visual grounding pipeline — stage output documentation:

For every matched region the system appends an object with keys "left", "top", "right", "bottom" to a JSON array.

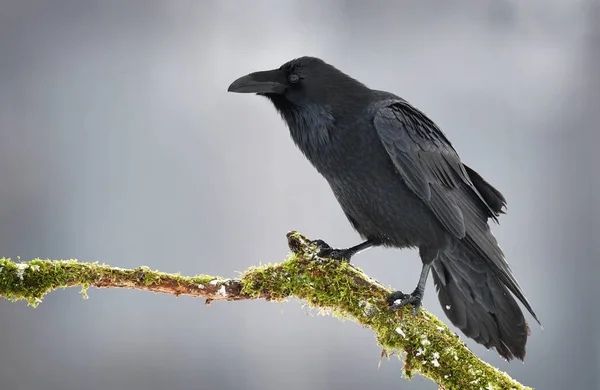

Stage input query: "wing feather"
[{"left": 373, "top": 99, "right": 539, "bottom": 324}]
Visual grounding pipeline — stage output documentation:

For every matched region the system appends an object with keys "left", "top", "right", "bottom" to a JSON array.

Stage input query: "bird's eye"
[{"left": 288, "top": 74, "right": 300, "bottom": 83}]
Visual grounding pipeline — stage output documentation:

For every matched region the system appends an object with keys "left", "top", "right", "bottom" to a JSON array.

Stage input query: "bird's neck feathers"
[
  {"left": 265, "top": 76, "right": 373, "bottom": 172},
  {"left": 266, "top": 95, "right": 338, "bottom": 170}
]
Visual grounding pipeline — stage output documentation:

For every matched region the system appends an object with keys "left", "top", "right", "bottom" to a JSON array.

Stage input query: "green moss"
[
  {"left": 190, "top": 274, "right": 220, "bottom": 286},
  {"left": 0, "top": 258, "right": 219, "bottom": 308},
  {"left": 128, "top": 265, "right": 214, "bottom": 288},
  {"left": 0, "top": 258, "right": 86, "bottom": 306}
]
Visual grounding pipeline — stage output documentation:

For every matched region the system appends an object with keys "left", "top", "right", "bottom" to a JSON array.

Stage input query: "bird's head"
[{"left": 227, "top": 56, "right": 369, "bottom": 110}]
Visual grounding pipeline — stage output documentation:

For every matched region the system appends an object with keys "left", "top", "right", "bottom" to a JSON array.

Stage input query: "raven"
[{"left": 228, "top": 56, "right": 540, "bottom": 360}]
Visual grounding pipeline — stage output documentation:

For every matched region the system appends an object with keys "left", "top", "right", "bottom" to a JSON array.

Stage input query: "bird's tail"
[{"left": 431, "top": 243, "right": 530, "bottom": 361}]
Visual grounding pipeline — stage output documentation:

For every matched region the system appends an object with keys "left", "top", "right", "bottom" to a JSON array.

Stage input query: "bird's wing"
[
  {"left": 373, "top": 99, "right": 498, "bottom": 239},
  {"left": 373, "top": 99, "right": 539, "bottom": 323}
]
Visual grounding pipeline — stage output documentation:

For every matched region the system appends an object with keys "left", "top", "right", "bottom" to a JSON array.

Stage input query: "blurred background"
[{"left": 0, "top": 1, "right": 597, "bottom": 389}]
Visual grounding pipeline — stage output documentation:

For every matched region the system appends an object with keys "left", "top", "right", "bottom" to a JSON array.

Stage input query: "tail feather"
[
  {"left": 463, "top": 164, "right": 507, "bottom": 216},
  {"left": 432, "top": 244, "right": 529, "bottom": 361}
]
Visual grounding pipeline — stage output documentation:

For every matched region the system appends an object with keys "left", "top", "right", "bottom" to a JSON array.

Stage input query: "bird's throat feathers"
[{"left": 268, "top": 96, "right": 336, "bottom": 162}]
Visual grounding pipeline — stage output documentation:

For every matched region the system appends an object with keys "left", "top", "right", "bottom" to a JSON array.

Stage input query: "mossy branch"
[{"left": 0, "top": 231, "right": 530, "bottom": 390}]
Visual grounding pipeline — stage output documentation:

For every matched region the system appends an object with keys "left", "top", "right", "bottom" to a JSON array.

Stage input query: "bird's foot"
[
  {"left": 311, "top": 239, "right": 353, "bottom": 262},
  {"left": 386, "top": 290, "right": 423, "bottom": 316}
]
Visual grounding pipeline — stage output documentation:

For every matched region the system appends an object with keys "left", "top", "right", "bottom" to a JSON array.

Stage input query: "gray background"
[{"left": 0, "top": 1, "right": 597, "bottom": 389}]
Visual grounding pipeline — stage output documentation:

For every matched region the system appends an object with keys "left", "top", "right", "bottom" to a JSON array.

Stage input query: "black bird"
[{"left": 228, "top": 56, "right": 540, "bottom": 360}]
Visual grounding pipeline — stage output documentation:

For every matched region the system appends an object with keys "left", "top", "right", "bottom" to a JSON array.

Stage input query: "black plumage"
[{"left": 228, "top": 56, "right": 539, "bottom": 360}]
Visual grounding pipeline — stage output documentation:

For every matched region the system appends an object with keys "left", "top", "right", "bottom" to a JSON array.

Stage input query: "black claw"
[
  {"left": 386, "top": 291, "right": 408, "bottom": 305},
  {"left": 386, "top": 290, "right": 423, "bottom": 315},
  {"left": 316, "top": 247, "right": 333, "bottom": 257},
  {"left": 311, "top": 239, "right": 352, "bottom": 262},
  {"left": 311, "top": 239, "right": 332, "bottom": 251},
  {"left": 320, "top": 248, "right": 352, "bottom": 261}
]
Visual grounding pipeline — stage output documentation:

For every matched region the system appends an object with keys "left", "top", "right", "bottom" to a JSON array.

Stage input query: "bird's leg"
[
  {"left": 386, "top": 263, "right": 431, "bottom": 315},
  {"left": 311, "top": 239, "right": 379, "bottom": 262}
]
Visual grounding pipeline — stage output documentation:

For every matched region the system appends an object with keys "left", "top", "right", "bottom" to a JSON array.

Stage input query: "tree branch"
[{"left": 0, "top": 231, "right": 531, "bottom": 390}]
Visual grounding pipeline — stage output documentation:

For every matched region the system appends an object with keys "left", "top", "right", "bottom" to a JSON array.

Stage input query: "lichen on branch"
[{"left": 0, "top": 231, "right": 531, "bottom": 390}]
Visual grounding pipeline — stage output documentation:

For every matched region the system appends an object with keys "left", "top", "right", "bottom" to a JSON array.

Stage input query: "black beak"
[{"left": 227, "top": 69, "right": 286, "bottom": 94}]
